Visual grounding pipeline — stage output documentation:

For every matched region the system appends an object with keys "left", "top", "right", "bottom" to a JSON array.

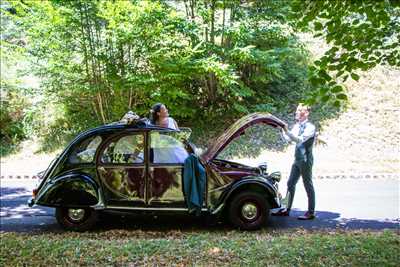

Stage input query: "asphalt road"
[{"left": 0, "top": 178, "right": 399, "bottom": 233}]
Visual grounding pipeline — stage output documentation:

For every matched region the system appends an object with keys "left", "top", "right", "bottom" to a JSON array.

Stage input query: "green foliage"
[
  {"left": 0, "top": 2, "right": 30, "bottom": 155},
  {"left": 0, "top": 89, "right": 27, "bottom": 156},
  {"left": 4, "top": 0, "right": 317, "bottom": 150},
  {"left": 291, "top": 0, "right": 400, "bottom": 106}
]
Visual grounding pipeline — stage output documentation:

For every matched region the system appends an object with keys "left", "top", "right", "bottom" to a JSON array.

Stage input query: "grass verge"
[{"left": 1, "top": 229, "right": 399, "bottom": 266}]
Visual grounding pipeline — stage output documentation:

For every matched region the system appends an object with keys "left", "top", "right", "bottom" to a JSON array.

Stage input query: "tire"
[
  {"left": 228, "top": 191, "right": 270, "bottom": 230},
  {"left": 55, "top": 207, "right": 98, "bottom": 232}
]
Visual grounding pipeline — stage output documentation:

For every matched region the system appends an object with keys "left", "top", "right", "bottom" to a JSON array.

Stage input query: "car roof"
[
  {"left": 68, "top": 119, "right": 183, "bottom": 149},
  {"left": 90, "top": 121, "right": 175, "bottom": 134}
]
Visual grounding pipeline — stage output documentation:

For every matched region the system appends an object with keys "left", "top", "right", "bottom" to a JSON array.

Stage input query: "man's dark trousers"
[{"left": 286, "top": 158, "right": 315, "bottom": 213}]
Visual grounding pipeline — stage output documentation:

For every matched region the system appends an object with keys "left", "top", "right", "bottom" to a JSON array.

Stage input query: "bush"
[{"left": 0, "top": 89, "right": 27, "bottom": 156}]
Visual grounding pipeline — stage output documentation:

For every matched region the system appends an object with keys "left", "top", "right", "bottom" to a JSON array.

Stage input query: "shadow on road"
[
  {"left": 1, "top": 186, "right": 398, "bottom": 233},
  {"left": 93, "top": 209, "right": 399, "bottom": 233},
  {"left": 268, "top": 209, "right": 399, "bottom": 230},
  {"left": 0, "top": 186, "right": 53, "bottom": 217}
]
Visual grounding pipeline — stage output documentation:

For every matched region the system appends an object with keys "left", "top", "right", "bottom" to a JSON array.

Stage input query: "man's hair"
[{"left": 297, "top": 103, "right": 311, "bottom": 112}]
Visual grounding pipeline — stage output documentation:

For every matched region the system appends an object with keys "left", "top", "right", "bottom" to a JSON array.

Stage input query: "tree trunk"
[
  {"left": 221, "top": 0, "right": 226, "bottom": 46},
  {"left": 210, "top": 0, "right": 215, "bottom": 45},
  {"left": 91, "top": 101, "right": 101, "bottom": 122},
  {"left": 190, "top": 0, "right": 195, "bottom": 21},
  {"left": 207, "top": 72, "right": 217, "bottom": 102},
  {"left": 128, "top": 88, "right": 133, "bottom": 109},
  {"left": 97, "top": 92, "right": 106, "bottom": 124},
  {"left": 78, "top": 4, "right": 90, "bottom": 81},
  {"left": 183, "top": 0, "right": 190, "bottom": 19}
]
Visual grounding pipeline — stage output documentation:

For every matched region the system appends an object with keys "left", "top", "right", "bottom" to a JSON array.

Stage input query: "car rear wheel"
[
  {"left": 55, "top": 207, "right": 98, "bottom": 231},
  {"left": 228, "top": 191, "right": 269, "bottom": 230}
]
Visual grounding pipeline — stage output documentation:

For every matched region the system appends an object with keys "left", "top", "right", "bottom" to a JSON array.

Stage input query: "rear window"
[{"left": 68, "top": 136, "right": 102, "bottom": 164}]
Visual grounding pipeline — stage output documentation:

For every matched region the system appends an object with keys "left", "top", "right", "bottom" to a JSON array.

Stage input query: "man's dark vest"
[{"left": 294, "top": 122, "right": 315, "bottom": 164}]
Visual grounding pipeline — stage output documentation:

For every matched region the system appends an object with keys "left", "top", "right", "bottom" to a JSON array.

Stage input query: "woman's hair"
[{"left": 150, "top": 103, "right": 164, "bottom": 124}]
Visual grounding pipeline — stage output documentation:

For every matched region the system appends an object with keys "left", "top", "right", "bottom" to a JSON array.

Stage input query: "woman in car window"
[{"left": 150, "top": 103, "right": 179, "bottom": 130}]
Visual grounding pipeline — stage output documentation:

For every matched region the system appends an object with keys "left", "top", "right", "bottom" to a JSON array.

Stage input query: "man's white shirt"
[{"left": 282, "top": 120, "right": 316, "bottom": 144}]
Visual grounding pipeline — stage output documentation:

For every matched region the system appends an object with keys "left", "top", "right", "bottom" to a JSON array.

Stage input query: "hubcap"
[
  {"left": 68, "top": 209, "right": 85, "bottom": 222},
  {"left": 241, "top": 203, "right": 258, "bottom": 221}
]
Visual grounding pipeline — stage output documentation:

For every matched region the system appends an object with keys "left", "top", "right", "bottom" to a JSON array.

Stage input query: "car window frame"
[
  {"left": 96, "top": 130, "right": 147, "bottom": 167},
  {"left": 149, "top": 130, "right": 189, "bottom": 166}
]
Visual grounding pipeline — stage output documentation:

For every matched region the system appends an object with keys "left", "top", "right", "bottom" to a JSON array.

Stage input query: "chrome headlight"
[{"left": 269, "top": 171, "right": 281, "bottom": 182}]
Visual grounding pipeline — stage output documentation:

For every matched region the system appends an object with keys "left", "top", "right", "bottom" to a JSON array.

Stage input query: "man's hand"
[{"left": 315, "top": 133, "right": 328, "bottom": 147}]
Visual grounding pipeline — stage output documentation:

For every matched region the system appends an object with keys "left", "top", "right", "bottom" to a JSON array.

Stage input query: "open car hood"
[{"left": 201, "top": 112, "right": 286, "bottom": 162}]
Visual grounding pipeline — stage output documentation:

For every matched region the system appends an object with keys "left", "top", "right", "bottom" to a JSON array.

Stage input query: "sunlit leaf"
[{"left": 351, "top": 73, "right": 360, "bottom": 81}]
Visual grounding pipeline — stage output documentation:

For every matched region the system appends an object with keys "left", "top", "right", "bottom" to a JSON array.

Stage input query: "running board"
[{"left": 104, "top": 206, "right": 209, "bottom": 212}]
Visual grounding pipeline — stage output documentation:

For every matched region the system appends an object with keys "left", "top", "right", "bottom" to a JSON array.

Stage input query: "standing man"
[{"left": 273, "top": 103, "right": 316, "bottom": 220}]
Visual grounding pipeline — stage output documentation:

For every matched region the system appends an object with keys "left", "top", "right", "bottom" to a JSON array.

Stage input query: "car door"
[
  {"left": 97, "top": 132, "right": 147, "bottom": 207},
  {"left": 148, "top": 130, "right": 189, "bottom": 208}
]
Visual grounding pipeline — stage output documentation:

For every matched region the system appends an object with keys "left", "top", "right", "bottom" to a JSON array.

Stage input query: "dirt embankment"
[{"left": 315, "top": 66, "right": 399, "bottom": 175}]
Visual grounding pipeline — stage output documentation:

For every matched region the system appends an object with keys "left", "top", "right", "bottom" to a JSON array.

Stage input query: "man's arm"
[
  {"left": 284, "top": 123, "right": 316, "bottom": 144},
  {"left": 280, "top": 128, "right": 292, "bottom": 143}
]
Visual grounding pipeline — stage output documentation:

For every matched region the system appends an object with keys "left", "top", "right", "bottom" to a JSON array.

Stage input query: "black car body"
[{"left": 29, "top": 112, "right": 285, "bottom": 230}]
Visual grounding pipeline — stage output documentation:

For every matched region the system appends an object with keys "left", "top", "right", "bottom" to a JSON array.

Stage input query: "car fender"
[
  {"left": 212, "top": 176, "right": 280, "bottom": 214},
  {"left": 34, "top": 172, "right": 99, "bottom": 208}
]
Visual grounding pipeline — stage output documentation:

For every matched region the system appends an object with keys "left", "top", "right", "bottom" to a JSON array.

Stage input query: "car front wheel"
[
  {"left": 228, "top": 191, "right": 270, "bottom": 230},
  {"left": 55, "top": 207, "right": 98, "bottom": 231}
]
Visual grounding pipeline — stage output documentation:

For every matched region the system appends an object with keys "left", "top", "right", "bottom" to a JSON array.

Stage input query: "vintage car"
[{"left": 29, "top": 113, "right": 285, "bottom": 231}]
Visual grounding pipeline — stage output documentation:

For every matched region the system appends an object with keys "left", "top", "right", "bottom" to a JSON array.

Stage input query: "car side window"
[
  {"left": 101, "top": 134, "right": 144, "bottom": 164},
  {"left": 151, "top": 132, "right": 189, "bottom": 164},
  {"left": 69, "top": 136, "right": 102, "bottom": 164}
]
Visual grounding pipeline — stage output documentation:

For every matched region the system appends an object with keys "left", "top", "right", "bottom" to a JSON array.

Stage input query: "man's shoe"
[
  {"left": 298, "top": 211, "right": 315, "bottom": 220},
  {"left": 271, "top": 208, "right": 289, "bottom": 216}
]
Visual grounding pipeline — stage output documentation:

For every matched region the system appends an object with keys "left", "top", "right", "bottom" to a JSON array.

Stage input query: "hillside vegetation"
[{"left": 235, "top": 36, "right": 400, "bottom": 175}]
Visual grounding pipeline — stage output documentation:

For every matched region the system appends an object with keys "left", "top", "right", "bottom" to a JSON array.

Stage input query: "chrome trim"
[
  {"left": 92, "top": 204, "right": 106, "bottom": 210},
  {"left": 211, "top": 203, "right": 224, "bottom": 215},
  {"left": 99, "top": 165, "right": 146, "bottom": 169},
  {"left": 92, "top": 188, "right": 106, "bottom": 210},
  {"left": 68, "top": 208, "right": 85, "bottom": 222},
  {"left": 241, "top": 203, "right": 258, "bottom": 220},
  {"left": 275, "top": 196, "right": 281, "bottom": 207}
]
